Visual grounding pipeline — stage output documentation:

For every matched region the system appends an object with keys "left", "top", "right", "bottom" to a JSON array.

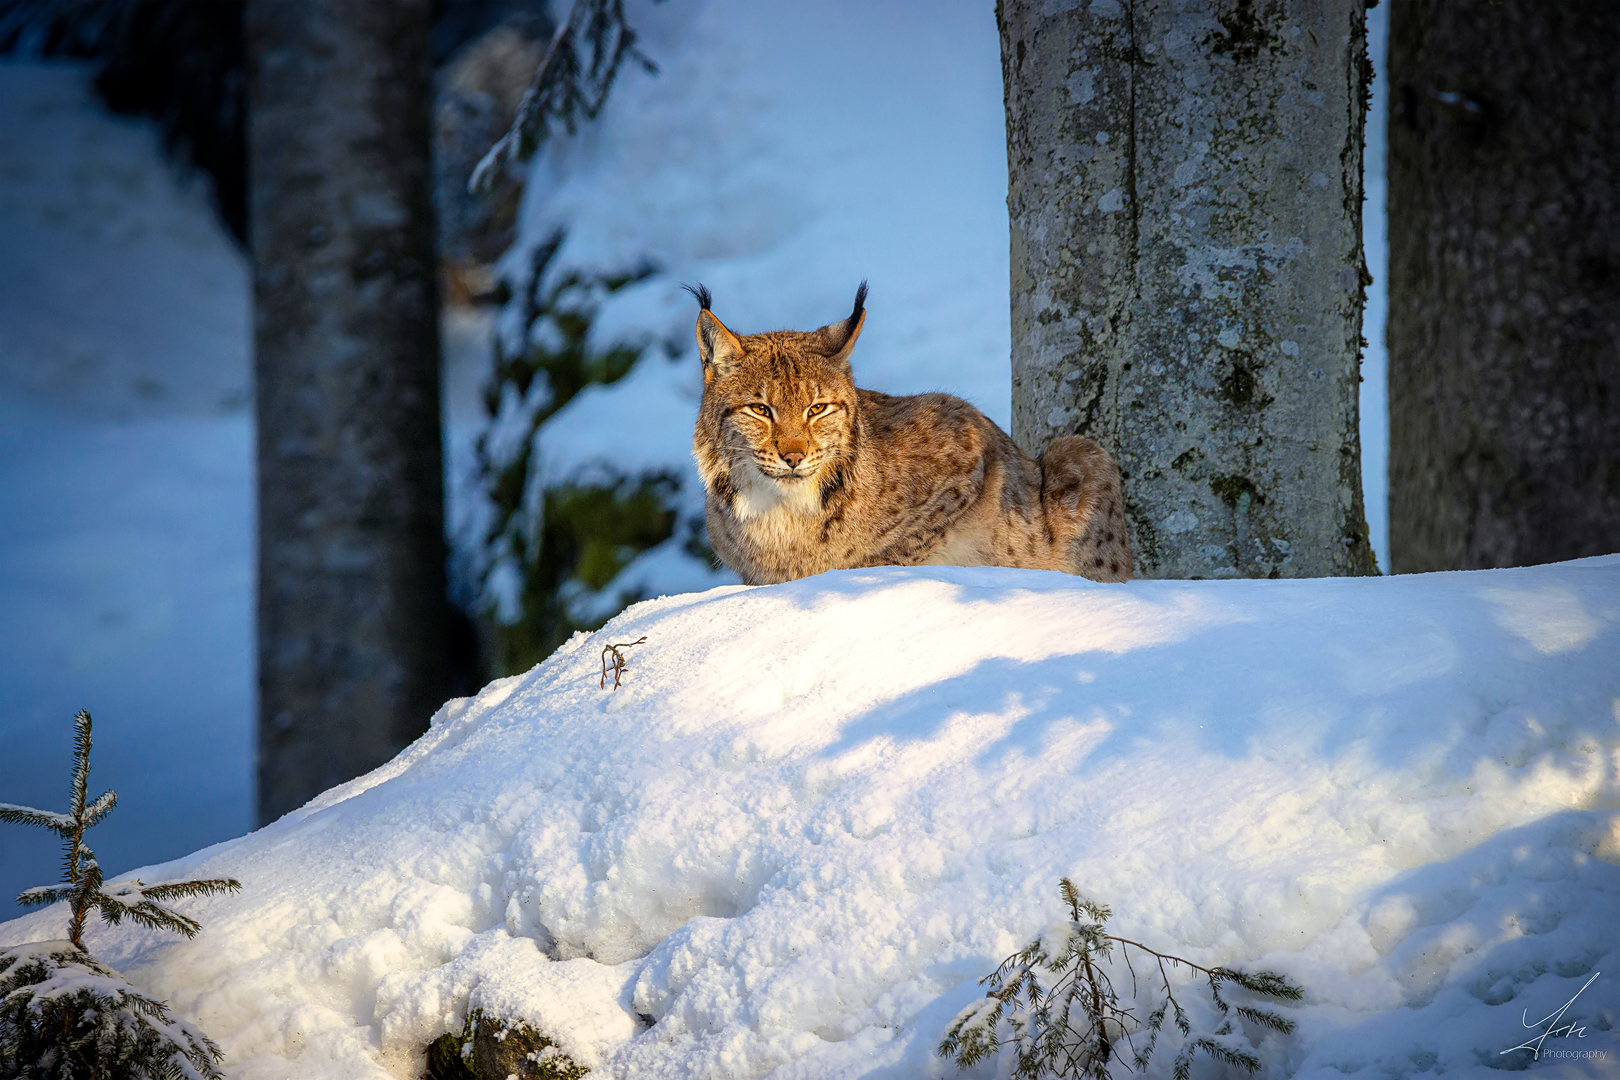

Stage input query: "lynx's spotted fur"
[{"left": 690, "top": 284, "right": 1131, "bottom": 585}]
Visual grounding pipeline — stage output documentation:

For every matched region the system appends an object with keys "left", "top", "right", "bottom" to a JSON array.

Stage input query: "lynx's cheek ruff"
[{"left": 687, "top": 282, "right": 1132, "bottom": 586}]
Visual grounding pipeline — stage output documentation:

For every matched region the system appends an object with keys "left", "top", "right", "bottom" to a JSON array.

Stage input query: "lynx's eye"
[
  {"left": 806, "top": 403, "right": 829, "bottom": 417},
  {"left": 748, "top": 403, "right": 772, "bottom": 418}
]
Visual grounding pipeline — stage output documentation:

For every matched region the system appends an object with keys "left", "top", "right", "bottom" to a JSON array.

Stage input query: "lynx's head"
[{"left": 689, "top": 283, "right": 866, "bottom": 519}]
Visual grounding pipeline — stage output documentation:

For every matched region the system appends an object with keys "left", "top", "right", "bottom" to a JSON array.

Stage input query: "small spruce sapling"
[
  {"left": 0, "top": 709, "right": 241, "bottom": 1080},
  {"left": 939, "top": 879, "right": 1303, "bottom": 1080}
]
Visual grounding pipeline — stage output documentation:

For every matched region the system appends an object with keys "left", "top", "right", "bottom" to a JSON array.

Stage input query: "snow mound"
[{"left": 5, "top": 560, "right": 1620, "bottom": 1078}]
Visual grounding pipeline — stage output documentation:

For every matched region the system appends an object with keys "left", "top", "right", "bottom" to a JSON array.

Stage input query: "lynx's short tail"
[{"left": 1039, "top": 436, "right": 1132, "bottom": 582}]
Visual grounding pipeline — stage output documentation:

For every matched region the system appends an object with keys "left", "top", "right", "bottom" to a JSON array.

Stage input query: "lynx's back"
[{"left": 689, "top": 284, "right": 1131, "bottom": 585}]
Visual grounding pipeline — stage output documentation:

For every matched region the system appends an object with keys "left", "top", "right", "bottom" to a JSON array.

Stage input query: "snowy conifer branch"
[
  {"left": 15, "top": 884, "right": 75, "bottom": 907},
  {"left": 938, "top": 878, "right": 1302, "bottom": 1080},
  {"left": 91, "top": 878, "right": 243, "bottom": 939},
  {"left": 83, "top": 787, "right": 118, "bottom": 827},
  {"left": 469, "top": 0, "right": 659, "bottom": 192},
  {"left": 0, "top": 942, "right": 224, "bottom": 1080},
  {"left": 135, "top": 878, "right": 243, "bottom": 902},
  {"left": 0, "top": 803, "right": 74, "bottom": 831},
  {"left": 70, "top": 706, "right": 93, "bottom": 813}
]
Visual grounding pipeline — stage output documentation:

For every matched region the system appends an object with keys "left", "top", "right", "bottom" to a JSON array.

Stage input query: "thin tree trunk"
[
  {"left": 248, "top": 0, "right": 447, "bottom": 823},
  {"left": 1387, "top": 1, "right": 1620, "bottom": 572},
  {"left": 999, "top": 0, "right": 1375, "bottom": 579}
]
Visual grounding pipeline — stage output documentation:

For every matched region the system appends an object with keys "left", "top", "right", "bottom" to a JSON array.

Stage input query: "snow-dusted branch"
[
  {"left": 0, "top": 941, "right": 224, "bottom": 1080},
  {"left": 938, "top": 878, "right": 1302, "bottom": 1080},
  {"left": 0, "top": 803, "right": 75, "bottom": 831},
  {"left": 90, "top": 877, "right": 243, "bottom": 939},
  {"left": 468, "top": 0, "right": 658, "bottom": 193}
]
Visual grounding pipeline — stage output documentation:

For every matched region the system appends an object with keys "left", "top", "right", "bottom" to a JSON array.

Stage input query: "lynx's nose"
[{"left": 780, "top": 450, "right": 805, "bottom": 469}]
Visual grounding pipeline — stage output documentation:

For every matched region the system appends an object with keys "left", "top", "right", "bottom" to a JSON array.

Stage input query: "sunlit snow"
[{"left": 5, "top": 558, "right": 1618, "bottom": 1078}]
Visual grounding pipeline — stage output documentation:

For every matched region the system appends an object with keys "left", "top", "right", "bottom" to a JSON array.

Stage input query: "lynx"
[{"left": 688, "top": 283, "right": 1132, "bottom": 585}]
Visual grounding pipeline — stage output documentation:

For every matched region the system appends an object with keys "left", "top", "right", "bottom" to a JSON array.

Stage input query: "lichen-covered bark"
[
  {"left": 1000, "top": 0, "right": 1375, "bottom": 578},
  {"left": 1387, "top": 1, "right": 1620, "bottom": 572},
  {"left": 249, "top": 0, "right": 448, "bottom": 823}
]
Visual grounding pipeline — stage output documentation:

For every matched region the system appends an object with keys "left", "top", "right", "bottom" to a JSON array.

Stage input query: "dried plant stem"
[{"left": 601, "top": 636, "right": 647, "bottom": 689}]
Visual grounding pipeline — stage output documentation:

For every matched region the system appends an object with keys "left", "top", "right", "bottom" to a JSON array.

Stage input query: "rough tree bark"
[
  {"left": 999, "top": 0, "right": 1376, "bottom": 579},
  {"left": 248, "top": 0, "right": 447, "bottom": 823},
  {"left": 1387, "top": 1, "right": 1620, "bottom": 572}
]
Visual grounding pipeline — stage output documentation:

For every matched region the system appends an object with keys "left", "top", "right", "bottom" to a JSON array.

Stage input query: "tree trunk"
[
  {"left": 1387, "top": 1, "right": 1620, "bottom": 572},
  {"left": 999, "top": 0, "right": 1375, "bottom": 579},
  {"left": 248, "top": 0, "right": 447, "bottom": 823}
]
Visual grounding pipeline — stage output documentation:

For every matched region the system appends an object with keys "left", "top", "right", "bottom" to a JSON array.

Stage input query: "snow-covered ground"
[
  {"left": 0, "top": 41, "right": 1602, "bottom": 1071},
  {"left": 4, "top": 557, "right": 1616, "bottom": 1078}
]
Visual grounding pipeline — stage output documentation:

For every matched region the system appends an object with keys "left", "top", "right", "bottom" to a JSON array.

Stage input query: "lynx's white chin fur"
[{"left": 731, "top": 463, "right": 823, "bottom": 522}]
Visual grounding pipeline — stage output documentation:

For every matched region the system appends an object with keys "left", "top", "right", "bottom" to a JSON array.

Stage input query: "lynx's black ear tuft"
[
  {"left": 814, "top": 280, "right": 868, "bottom": 365},
  {"left": 693, "top": 291, "right": 744, "bottom": 385},
  {"left": 847, "top": 280, "right": 868, "bottom": 334},
  {"left": 682, "top": 282, "right": 713, "bottom": 311}
]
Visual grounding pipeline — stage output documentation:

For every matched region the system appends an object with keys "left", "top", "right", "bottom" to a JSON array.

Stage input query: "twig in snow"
[{"left": 601, "top": 636, "right": 647, "bottom": 690}]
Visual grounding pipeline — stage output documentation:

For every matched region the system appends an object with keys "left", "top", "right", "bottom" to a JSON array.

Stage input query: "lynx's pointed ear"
[
  {"left": 813, "top": 280, "right": 867, "bottom": 365},
  {"left": 685, "top": 282, "right": 744, "bottom": 384}
]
